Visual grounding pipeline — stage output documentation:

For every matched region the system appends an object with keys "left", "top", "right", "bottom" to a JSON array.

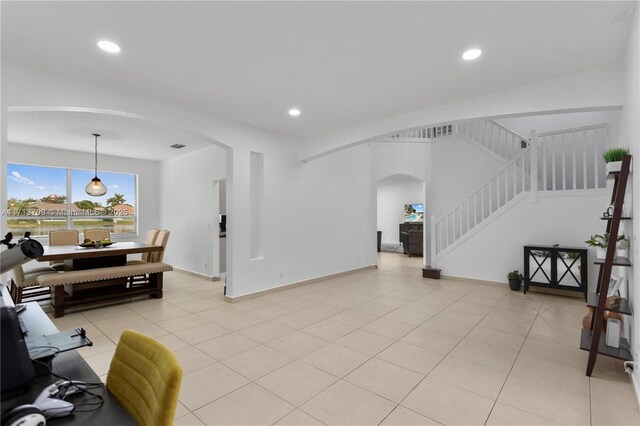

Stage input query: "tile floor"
[{"left": 47, "top": 253, "right": 640, "bottom": 425}]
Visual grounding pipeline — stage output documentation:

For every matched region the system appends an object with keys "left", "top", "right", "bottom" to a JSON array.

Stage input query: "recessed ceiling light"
[
  {"left": 97, "top": 40, "right": 121, "bottom": 54},
  {"left": 288, "top": 108, "right": 301, "bottom": 117},
  {"left": 462, "top": 48, "right": 482, "bottom": 61}
]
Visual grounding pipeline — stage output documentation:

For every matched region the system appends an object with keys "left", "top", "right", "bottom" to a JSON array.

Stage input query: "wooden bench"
[{"left": 37, "top": 262, "right": 173, "bottom": 317}]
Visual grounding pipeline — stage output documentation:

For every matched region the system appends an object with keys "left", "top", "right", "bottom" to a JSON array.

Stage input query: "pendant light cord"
[{"left": 93, "top": 133, "right": 99, "bottom": 178}]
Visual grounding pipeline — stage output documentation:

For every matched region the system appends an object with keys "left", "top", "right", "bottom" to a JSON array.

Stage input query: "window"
[{"left": 5, "top": 163, "right": 137, "bottom": 237}]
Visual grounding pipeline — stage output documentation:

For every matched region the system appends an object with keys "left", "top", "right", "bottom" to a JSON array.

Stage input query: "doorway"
[{"left": 376, "top": 174, "right": 426, "bottom": 260}]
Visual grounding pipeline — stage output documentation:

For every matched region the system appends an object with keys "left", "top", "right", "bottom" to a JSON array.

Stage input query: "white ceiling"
[
  {"left": 1, "top": 1, "right": 635, "bottom": 137},
  {"left": 8, "top": 111, "right": 214, "bottom": 161}
]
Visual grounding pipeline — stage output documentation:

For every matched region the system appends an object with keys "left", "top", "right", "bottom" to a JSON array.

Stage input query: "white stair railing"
[
  {"left": 457, "top": 119, "right": 528, "bottom": 161},
  {"left": 380, "top": 123, "right": 456, "bottom": 142},
  {"left": 434, "top": 147, "right": 531, "bottom": 257},
  {"left": 536, "top": 123, "right": 608, "bottom": 191},
  {"left": 432, "top": 123, "right": 609, "bottom": 262}
]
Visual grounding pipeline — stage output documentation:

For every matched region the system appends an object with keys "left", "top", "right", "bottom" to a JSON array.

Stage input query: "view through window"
[{"left": 5, "top": 163, "right": 137, "bottom": 237}]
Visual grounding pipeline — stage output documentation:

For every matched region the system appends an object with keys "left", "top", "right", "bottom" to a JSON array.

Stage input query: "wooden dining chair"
[
  {"left": 142, "top": 229, "right": 160, "bottom": 262},
  {"left": 149, "top": 230, "right": 170, "bottom": 263},
  {"left": 126, "top": 230, "right": 159, "bottom": 266},
  {"left": 48, "top": 229, "right": 79, "bottom": 270},
  {"left": 49, "top": 229, "right": 79, "bottom": 245},
  {"left": 127, "top": 230, "right": 167, "bottom": 286},
  {"left": 9, "top": 264, "right": 58, "bottom": 303},
  {"left": 84, "top": 228, "right": 110, "bottom": 242}
]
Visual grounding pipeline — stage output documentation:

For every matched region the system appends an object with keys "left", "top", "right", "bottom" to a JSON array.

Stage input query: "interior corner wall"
[
  {"left": 6, "top": 143, "right": 160, "bottom": 243},
  {"left": 377, "top": 176, "right": 424, "bottom": 244},
  {"left": 287, "top": 144, "right": 376, "bottom": 283},
  {"left": 159, "top": 145, "right": 227, "bottom": 277},
  {"left": 437, "top": 191, "right": 608, "bottom": 285},
  {"left": 617, "top": 5, "right": 640, "bottom": 401}
]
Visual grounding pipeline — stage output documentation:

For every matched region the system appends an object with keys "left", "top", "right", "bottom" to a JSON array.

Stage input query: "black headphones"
[{"left": 1, "top": 404, "right": 46, "bottom": 426}]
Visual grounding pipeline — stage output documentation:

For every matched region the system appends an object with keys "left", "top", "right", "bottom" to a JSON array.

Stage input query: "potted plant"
[
  {"left": 585, "top": 233, "right": 626, "bottom": 259},
  {"left": 617, "top": 235, "right": 630, "bottom": 258},
  {"left": 507, "top": 270, "right": 523, "bottom": 291},
  {"left": 603, "top": 147, "right": 629, "bottom": 173}
]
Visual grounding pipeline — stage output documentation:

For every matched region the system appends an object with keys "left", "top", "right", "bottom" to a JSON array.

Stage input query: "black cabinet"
[{"left": 523, "top": 245, "right": 588, "bottom": 299}]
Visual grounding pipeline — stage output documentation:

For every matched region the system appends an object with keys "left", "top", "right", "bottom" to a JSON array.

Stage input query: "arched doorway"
[{"left": 376, "top": 173, "right": 426, "bottom": 265}]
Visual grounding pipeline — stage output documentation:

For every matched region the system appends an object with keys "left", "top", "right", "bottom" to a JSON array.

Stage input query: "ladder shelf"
[{"left": 584, "top": 155, "right": 633, "bottom": 377}]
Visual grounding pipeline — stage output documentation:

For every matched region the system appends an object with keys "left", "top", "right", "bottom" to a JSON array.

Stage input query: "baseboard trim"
[
  {"left": 440, "top": 274, "right": 584, "bottom": 299},
  {"left": 225, "top": 265, "right": 378, "bottom": 303},
  {"left": 173, "top": 267, "right": 218, "bottom": 281},
  {"left": 632, "top": 372, "right": 640, "bottom": 415},
  {"left": 440, "top": 274, "right": 505, "bottom": 287}
]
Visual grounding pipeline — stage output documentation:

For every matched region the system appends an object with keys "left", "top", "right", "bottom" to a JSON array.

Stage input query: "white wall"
[
  {"left": 430, "top": 139, "right": 506, "bottom": 217},
  {"left": 159, "top": 145, "right": 227, "bottom": 277},
  {"left": 286, "top": 144, "right": 376, "bottom": 284},
  {"left": 370, "top": 143, "right": 429, "bottom": 182},
  {"left": 6, "top": 142, "right": 160, "bottom": 242},
  {"left": 302, "top": 64, "right": 624, "bottom": 161},
  {"left": 371, "top": 139, "right": 505, "bottom": 218},
  {"left": 437, "top": 190, "right": 608, "bottom": 285},
  {"left": 617, "top": 6, "right": 640, "bottom": 402},
  {"left": 377, "top": 175, "right": 424, "bottom": 244}
]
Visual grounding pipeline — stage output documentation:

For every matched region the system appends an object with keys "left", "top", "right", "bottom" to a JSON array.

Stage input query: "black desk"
[{"left": 0, "top": 292, "right": 135, "bottom": 425}]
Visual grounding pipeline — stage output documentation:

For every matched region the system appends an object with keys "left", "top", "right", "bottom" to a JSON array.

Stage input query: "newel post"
[
  {"left": 530, "top": 129, "right": 538, "bottom": 203},
  {"left": 430, "top": 214, "right": 437, "bottom": 268}
]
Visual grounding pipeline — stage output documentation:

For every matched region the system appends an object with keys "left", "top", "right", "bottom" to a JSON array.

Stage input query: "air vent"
[{"left": 170, "top": 144, "right": 186, "bottom": 149}]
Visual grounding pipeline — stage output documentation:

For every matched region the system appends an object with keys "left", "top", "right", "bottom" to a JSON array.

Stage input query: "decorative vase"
[
  {"left": 508, "top": 279, "right": 521, "bottom": 291},
  {"left": 596, "top": 247, "right": 617, "bottom": 260},
  {"left": 616, "top": 248, "right": 628, "bottom": 259},
  {"left": 582, "top": 308, "right": 622, "bottom": 331},
  {"left": 606, "top": 161, "right": 622, "bottom": 174}
]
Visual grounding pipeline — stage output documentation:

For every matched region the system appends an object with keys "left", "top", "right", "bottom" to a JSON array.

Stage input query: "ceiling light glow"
[
  {"left": 462, "top": 48, "right": 482, "bottom": 61},
  {"left": 288, "top": 108, "right": 301, "bottom": 117},
  {"left": 97, "top": 40, "right": 121, "bottom": 54}
]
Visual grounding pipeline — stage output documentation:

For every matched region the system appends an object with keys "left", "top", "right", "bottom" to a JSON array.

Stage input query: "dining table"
[
  {"left": 34, "top": 242, "right": 167, "bottom": 317},
  {"left": 37, "top": 241, "right": 162, "bottom": 270}
]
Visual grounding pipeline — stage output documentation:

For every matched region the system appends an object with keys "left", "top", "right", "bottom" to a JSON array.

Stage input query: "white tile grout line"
[
  {"left": 482, "top": 298, "right": 543, "bottom": 425},
  {"left": 378, "top": 289, "right": 511, "bottom": 425},
  {"left": 74, "top": 266, "right": 604, "bottom": 425}
]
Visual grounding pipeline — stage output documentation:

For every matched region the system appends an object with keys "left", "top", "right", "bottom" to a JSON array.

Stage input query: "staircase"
[
  {"left": 456, "top": 119, "right": 528, "bottom": 162},
  {"left": 431, "top": 122, "right": 609, "bottom": 263},
  {"left": 376, "top": 119, "right": 610, "bottom": 262},
  {"left": 379, "top": 119, "right": 527, "bottom": 165}
]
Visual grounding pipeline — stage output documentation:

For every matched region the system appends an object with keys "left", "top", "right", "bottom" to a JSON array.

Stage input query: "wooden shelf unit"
[
  {"left": 600, "top": 216, "right": 631, "bottom": 221},
  {"left": 584, "top": 155, "right": 633, "bottom": 377},
  {"left": 580, "top": 329, "right": 633, "bottom": 361},
  {"left": 586, "top": 292, "right": 632, "bottom": 316},
  {"left": 593, "top": 257, "right": 632, "bottom": 267}
]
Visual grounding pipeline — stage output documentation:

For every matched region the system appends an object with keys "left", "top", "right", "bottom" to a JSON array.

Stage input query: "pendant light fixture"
[{"left": 85, "top": 133, "right": 107, "bottom": 196}]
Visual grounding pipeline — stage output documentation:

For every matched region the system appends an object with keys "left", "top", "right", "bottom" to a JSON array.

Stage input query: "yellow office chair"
[{"left": 106, "top": 330, "right": 182, "bottom": 426}]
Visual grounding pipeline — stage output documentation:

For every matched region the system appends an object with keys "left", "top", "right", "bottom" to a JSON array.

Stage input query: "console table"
[
  {"left": 523, "top": 244, "right": 588, "bottom": 299},
  {"left": 399, "top": 223, "right": 423, "bottom": 253}
]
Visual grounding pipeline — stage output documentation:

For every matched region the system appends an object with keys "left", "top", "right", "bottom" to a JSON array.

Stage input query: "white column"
[{"left": 424, "top": 144, "right": 433, "bottom": 268}]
